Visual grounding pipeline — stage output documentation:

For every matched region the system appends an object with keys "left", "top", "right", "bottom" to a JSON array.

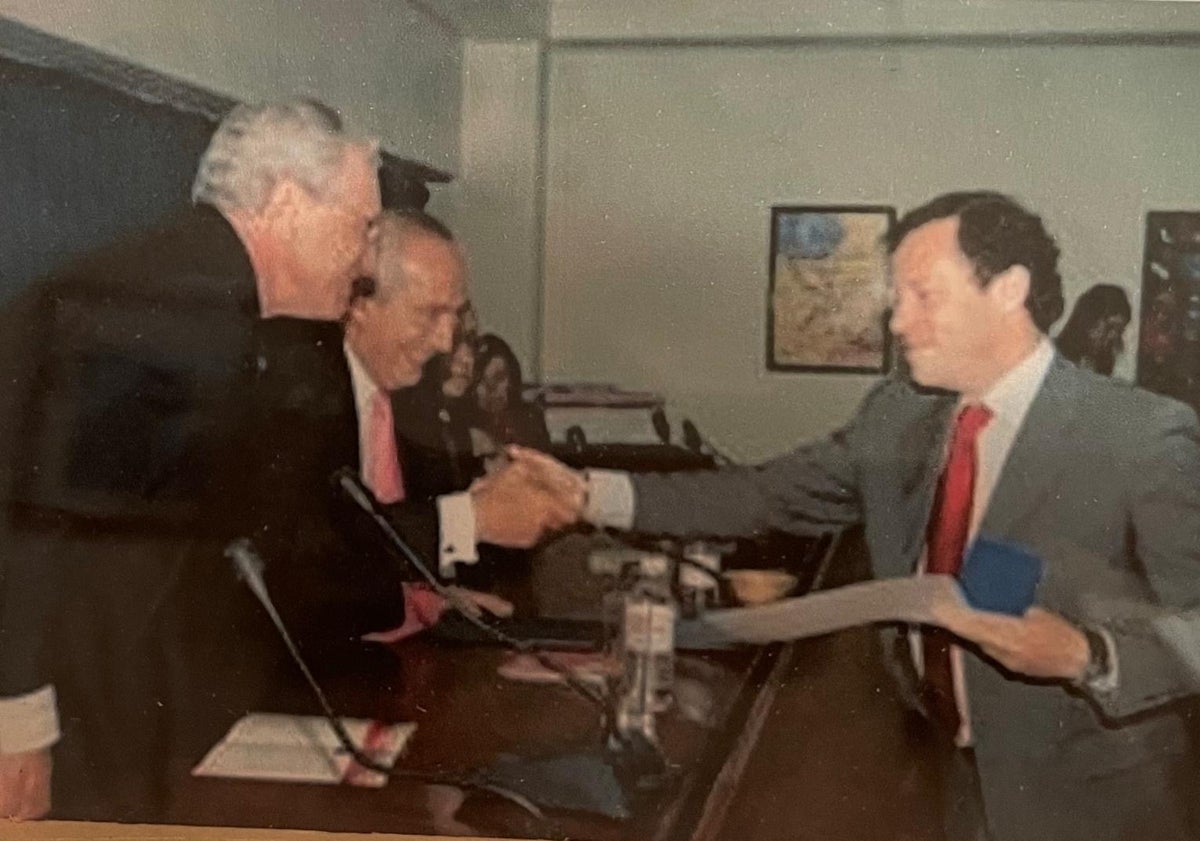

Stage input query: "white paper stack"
[{"left": 192, "top": 713, "right": 417, "bottom": 788}]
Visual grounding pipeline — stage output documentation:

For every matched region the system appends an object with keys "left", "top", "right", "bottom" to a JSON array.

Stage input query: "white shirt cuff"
[
  {"left": 584, "top": 469, "right": 636, "bottom": 530},
  {"left": 437, "top": 492, "right": 479, "bottom": 576},
  {"left": 0, "top": 686, "right": 60, "bottom": 755},
  {"left": 1087, "top": 626, "right": 1120, "bottom": 694}
]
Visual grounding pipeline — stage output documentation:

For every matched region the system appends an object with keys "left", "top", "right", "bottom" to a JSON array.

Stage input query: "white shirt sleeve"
[
  {"left": 584, "top": 469, "right": 636, "bottom": 530},
  {"left": 0, "top": 686, "right": 60, "bottom": 755},
  {"left": 437, "top": 492, "right": 479, "bottom": 576}
]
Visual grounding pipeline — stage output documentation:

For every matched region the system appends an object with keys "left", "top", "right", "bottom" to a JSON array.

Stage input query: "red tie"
[
  {"left": 922, "top": 403, "right": 991, "bottom": 734},
  {"left": 366, "top": 390, "right": 405, "bottom": 504}
]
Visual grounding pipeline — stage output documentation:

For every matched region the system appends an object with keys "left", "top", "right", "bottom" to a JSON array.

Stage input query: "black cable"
[{"left": 226, "top": 539, "right": 547, "bottom": 821}]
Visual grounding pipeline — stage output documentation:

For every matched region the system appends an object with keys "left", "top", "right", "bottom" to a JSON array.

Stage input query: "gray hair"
[
  {"left": 191, "top": 98, "right": 377, "bottom": 213},
  {"left": 369, "top": 209, "right": 457, "bottom": 301}
]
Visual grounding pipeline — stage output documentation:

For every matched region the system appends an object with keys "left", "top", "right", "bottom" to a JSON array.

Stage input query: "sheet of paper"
[
  {"left": 677, "top": 574, "right": 965, "bottom": 648},
  {"left": 192, "top": 713, "right": 416, "bottom": 788}
]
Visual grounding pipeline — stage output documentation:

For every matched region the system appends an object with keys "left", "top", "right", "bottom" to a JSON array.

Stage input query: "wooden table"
[{"left": 159, "top": 636, "right": 792, "bottom": 841}]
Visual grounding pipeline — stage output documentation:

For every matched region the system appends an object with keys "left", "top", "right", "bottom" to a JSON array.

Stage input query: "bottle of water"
[
  {"left": 680, "top": 540, "right": 721, "bottom": 617},
  {"left": 621, "top": 553, "right": 675, "bottom": 717}
]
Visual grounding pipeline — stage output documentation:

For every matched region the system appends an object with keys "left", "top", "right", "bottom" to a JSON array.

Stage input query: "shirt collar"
[
  {"left": 976, "top": 336, "right": 1055, "bottom": 427},
  {"left": 344, "top": 342, "right": 380, "bottom": 417}
]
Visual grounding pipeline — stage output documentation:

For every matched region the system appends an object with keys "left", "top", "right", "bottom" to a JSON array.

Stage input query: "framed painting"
[{"left": 767, "top": 205, "right": 895, "bottom": 373}]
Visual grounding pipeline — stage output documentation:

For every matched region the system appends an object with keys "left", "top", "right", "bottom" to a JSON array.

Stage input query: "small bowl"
[{"left": 723, "top": 569, "right": 799, "bottom": 606}]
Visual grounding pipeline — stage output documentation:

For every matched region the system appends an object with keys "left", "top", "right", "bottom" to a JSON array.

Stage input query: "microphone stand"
[
  {"left": 332, "top": 467, "right": 606, "bottom": 706},
  {"left": 225, "top": 538, "right": 548, "bottom": 821},
  {"left": 332, "top": 467, "right": 673, "bottom": 819}
]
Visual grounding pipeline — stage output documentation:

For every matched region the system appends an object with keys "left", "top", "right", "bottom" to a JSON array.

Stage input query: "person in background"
[
  {"left": 471, "top": 333, "right": 551, "bottom": 460},
  {"left": 1055, "top": 283, "right": 1132, "bottom": 375},
  {"left": 392, "top": 302, "right": 483, "bottom": 499}
]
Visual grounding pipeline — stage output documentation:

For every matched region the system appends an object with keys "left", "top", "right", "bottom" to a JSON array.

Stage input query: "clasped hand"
[{"left": 471, "top": 446, "right": 586, "bottom": 547}]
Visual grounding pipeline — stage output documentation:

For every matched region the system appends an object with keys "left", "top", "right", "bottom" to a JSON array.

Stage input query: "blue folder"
[{"left": 959, "top": 536, "right": 1043, "bottom": 616}]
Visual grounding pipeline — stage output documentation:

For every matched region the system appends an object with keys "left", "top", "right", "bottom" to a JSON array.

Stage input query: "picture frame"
[
  {"left": 1135, "top": 210, "right": 1200, "bottom": 412},
  {"left": 767, "top": 205, "right": 895, "bottom": 373}
]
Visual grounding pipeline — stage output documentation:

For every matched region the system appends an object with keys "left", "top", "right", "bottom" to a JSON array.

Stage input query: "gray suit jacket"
[{"left": 632, "top": 355, "right": 1200, "bottom": 841}]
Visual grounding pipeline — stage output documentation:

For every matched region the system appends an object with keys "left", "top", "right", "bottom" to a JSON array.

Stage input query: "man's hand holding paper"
[
  {"left": 930, "top": 536, "right": 1089, "bottom": 681},
  {"left": 932, "top": 603, "right": 1090, "bottom": 681}
]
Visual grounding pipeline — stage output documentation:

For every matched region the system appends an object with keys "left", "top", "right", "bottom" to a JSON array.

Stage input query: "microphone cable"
[{"left": 226, "top": 538, "right": 547, "bottom": 822}]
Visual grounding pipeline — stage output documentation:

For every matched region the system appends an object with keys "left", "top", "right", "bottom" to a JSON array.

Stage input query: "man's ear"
[
  {"left": 260, "top": 177, "right": 306, "bottom": 237},
  {"left": 989, "top": 264, "right": 1031, "bottom": 314},
  {"left": 346, "top": 295, "right": 376, "bottom": 326}
]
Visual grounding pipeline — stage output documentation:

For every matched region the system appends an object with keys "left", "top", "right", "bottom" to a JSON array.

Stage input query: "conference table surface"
[{"left": 160, "top": 635, "right": 787, "bottom": 841}]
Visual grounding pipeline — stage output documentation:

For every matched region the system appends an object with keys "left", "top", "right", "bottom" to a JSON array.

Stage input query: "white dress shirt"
[
  {"left": 922, "top": 336, "right": 1055, "bottom": 745},
  {"left": 0, "top": 686, "right": 59, "bottom": 755}
]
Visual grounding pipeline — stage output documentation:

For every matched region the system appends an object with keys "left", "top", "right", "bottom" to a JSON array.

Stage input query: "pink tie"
[{"left": 366, "top": 390, "right": 405, "bottom": 504}]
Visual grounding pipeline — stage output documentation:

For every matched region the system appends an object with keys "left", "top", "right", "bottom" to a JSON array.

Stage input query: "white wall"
[
  {"left": 542, "top": 42, "right": 1200, "bottom": 461},
  {"left": 434, "top": 40, "right": 544, "bottom": 376},
  {"left": 0, "top": 0, "right": 462, "bottom": 171},
  {"left": 1, "top": 1, "right": 550, "bottom": 372},
  {"left": 550, "top": 0, "right": 1200, "bottom": 41},
  {"left": 8, "top": 3, "right": 1200, "bottom": 462}
]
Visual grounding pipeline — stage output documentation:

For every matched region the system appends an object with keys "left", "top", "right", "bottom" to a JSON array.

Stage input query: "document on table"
[
  {"left": 677, "top": 574, "right": 966, "bottom": 649},
  {"left": 192, "top": 713, "right": 417, "bottom": 788}
]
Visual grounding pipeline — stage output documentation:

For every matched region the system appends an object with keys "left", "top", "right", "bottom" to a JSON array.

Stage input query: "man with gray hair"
[
  {"left": 0, "top": 97, "right": 383, "bottom": 820},
  {"left": 191, "top": 97, "right": 382, "bottom": 319},
  {"left": 241, "top": 208, "right": 580, "bottom": 651}
]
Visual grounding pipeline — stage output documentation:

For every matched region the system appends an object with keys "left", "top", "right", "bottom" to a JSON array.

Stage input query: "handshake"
[{"left": 470, "top": 445, "right": 589, "bottom": 547}]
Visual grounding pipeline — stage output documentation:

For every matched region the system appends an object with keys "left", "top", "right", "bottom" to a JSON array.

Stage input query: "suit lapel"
[
  {"left": 898, "top": 393, "right": 958, "bottom": 571},
  {"left": 979, "top": 356, "right": 1083, "bottom": 540}
]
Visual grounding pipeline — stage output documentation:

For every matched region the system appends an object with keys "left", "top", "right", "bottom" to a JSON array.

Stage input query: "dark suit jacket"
[
  {"left": 0, "top": 204, "right": 436, "bottom": 820},
  {"left": 391, "top": 386, "right": 482, "bottom": 501},
  {"left": 630, "top": 355, "right": 1200, "bottom": 841}
]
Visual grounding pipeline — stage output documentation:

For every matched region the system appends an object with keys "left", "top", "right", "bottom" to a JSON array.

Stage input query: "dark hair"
[
  {"left": 1055, "top": 284, "right": 1132, "bottom": 370},
  {"left": 887, "top": 191, "right": 1064, "bottom": 331},
  {"left": 474, "top": 333, "right": 524, "bottom": 403}
]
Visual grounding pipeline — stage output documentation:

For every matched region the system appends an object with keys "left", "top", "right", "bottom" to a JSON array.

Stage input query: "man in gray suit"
[{"left": 510, "top": 191, "right": 1200, "bottom": 840}]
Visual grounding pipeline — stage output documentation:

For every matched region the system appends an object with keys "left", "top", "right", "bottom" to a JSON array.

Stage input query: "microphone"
[
  {"left": 332, "top": 467, "right": 445, "bottom": 590},
  {"left": 226, "top": 537, "right": 269, "bottom": 605},
  {"left": 680, "top": 418, "right": 734, "bottom": 466},
  {"left": 331, "top": 467, "right": 605, "bottom": 706},
  {"left": 225, "top": 538, "right": 398, "bottom": 775},
  {"left": 223, "top": 537, "right": 548, "bottom": 818},
  {"left": 334, "top": 466, "right": 379, "bottom": 518}
]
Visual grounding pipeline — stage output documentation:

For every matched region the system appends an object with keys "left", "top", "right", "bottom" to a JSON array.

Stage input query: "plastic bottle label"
[{"left": 624, "top": 602, "right": 675, "bottom": 654}]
